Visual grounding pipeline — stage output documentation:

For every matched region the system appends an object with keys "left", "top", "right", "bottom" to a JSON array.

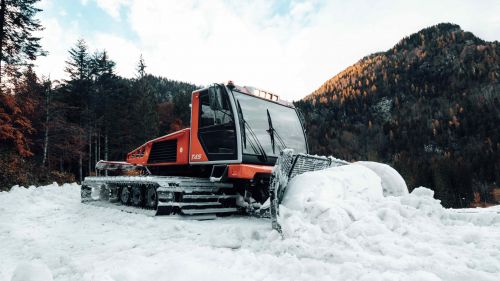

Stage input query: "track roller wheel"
[
  {"left": 120, "top": 186, "right": 131, "bottom": 205},
  {"left": 145, "top": 186, "right": 158, "bottom": 209},
  {"left": 99, "top": 184, "right": 109, "bottom": 201},
  {"left": 109, "top": 185, "right": 120, "bottom": 203},
  {"left": 131, "top": 186, "right": 144, "bottom": 206}
]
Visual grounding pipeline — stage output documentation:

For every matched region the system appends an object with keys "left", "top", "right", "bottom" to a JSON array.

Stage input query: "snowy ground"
[{"left": 1, "top": 164, "right": 500, "bottom": 281}]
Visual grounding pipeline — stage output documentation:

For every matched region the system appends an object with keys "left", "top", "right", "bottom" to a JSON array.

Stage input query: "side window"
[
  {"left": 200, "top": 92, "right": 215, "bottom": 127},
  {"left": 199, "top": 86, "right": 233, "bottom": 128},
  {"left": 197, "top": 85, "right": 237, "bottom": 160}
]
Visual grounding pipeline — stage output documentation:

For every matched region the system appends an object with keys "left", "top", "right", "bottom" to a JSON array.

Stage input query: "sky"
[{"left": 35, "top": 0, "right": 500, "bottom": 100}]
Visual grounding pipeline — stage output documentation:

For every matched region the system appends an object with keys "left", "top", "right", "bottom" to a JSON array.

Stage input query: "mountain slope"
[{"left": 296, "top": 23, "right": 500, "bottom": 207}]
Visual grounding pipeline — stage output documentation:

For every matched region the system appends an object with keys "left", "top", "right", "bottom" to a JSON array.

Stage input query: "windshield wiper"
[
  {"left": 266, "top": 109, "right": 287, "bottom": 153},
  {"left": 236, "top": 100, "right": 246, "bottom": 148},
  {"left": 266, "top": 109, "right": 275, "bottom": 153}
]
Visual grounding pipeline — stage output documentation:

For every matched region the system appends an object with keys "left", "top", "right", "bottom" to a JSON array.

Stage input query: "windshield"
[{"left": 232, "top": 91, "right": 307, "bottom": 157}]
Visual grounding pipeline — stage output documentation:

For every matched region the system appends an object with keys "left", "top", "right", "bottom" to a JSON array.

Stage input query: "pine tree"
[
  {"left": 137, "top": 54, "right": 146, "bottom": 78},
  {"left": 130, "top": 56, "right": 159, "bottom": 144},
  {"left": 64, "top": 39, "right": 92, "bottom": 180},
  {"left": 91, "top": 50, "right": 117, "bottom": 164},
  {"left": 0, "top": 0, "right": 46, "bottom": 84},
  {"left": 45, "top": 83, "right": 85, "bottom": 174},
  {"left": 65, "top": 40, "right": 91, "bottom": 82}
]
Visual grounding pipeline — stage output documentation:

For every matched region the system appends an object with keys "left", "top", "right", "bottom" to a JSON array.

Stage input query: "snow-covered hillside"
[{"left": 1, "top": 165, "right": 500, "bottom": 281}]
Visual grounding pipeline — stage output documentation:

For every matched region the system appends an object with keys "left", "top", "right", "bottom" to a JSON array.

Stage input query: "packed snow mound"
[
  {"left": 279, "top": 164, "right": 384, "bottom": 237},
  {"left": 281, "top": 164, "right": 384, "bottom": 212},
  {"left": 355, "top": 161, "right": 409, "bottom": 196},
  {"left": 1, "top": 178, "right": 500, "bottom": 281},
  {"left": 279, "top": 163, "right": 409, "bottom": 235}
]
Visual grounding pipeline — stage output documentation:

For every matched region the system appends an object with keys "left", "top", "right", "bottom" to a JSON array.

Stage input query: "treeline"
[
  {"left": 297, "top": 23, "right": 500, "bottom": 207},
  {"left": 1, "top": 39, "right": 196, "bottom": 190},
  {"left": 0, "top": 0, "right": 195, "bottom": 190}
]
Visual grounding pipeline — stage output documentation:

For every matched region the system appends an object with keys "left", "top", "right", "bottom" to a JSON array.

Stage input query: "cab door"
[{"left": 190, "top": 84, "right": 238, "bottom": 162}]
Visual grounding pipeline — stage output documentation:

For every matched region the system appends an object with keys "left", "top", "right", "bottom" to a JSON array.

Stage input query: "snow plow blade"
[{"left": 269, "top": 149, "right": 348, "bottom": 233}]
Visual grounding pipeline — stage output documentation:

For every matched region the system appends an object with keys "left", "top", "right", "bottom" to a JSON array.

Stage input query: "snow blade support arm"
[{"left": 269, "top": 149, "right": 348, "bottom": 233}]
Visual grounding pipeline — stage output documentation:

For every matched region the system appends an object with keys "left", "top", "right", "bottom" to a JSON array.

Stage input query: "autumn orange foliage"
[{"left": 0, "top": 92, "right": 34, "bottom": 157}]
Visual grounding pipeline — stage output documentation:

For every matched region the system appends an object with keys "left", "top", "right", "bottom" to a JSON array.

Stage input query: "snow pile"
[
  {"left": 280, "top": 164, "right": 384, "bottom": 236},
  {"left": 278, "top": 164, "right": 500, "bottom": 280},
  {"left": 1, "top": 171, "right": 500, "bottom": 281}
]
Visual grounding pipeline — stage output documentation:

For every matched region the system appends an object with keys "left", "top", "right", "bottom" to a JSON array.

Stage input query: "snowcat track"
[{"left": 81, "top": 176, "right": 239, "bottom": 217}]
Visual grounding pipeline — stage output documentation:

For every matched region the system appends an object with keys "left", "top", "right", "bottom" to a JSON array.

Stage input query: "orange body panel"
[
  {"left": 188, "top": 92, "right": 209, "bottom": 162},
  {"left": 127, "top": 128, "right": 190, "bottom": 166},
  {"left": 227, "top": 164, "right": 274, "bottom": 179},
  {"left": 124, "top": 86, "right": 283, "bottom": 182}
]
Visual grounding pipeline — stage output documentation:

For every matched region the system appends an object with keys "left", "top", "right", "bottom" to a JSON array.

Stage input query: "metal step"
[
  {"left": 159, "top": 202, "right": 222, "bottom": 207},
  {"left": 181, "top": 207, "right": 238, "bottom": 215},
  {"left": 181, "top": 214, "right": 217, "bottom": 220},
  {"left": 182, "top": 194, "right": 238, "bottom": 200}
]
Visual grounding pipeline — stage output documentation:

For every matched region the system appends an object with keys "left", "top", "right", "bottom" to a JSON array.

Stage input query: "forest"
[
  {"left": 0, "top": 39, "right": 197, "bottom": 188},
  {"left": 297, "top": 23, "right": 500, "bottom": 207},
  {"left": 0, "top": 1, "right": 197, "bottom": 189}
]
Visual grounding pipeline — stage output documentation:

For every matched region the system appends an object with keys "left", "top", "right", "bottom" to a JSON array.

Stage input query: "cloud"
[
  {"left": 125, "top": 0, "right": 326, "bottom": 99},
  {"left": 36, "top": 0, "right": 500, "bottom": 100},
  {"left": 34, "top": 17, "right": 80, "bottom": 82},
  {"left": 92, "top": 0, "right": 131, "bottom": 20},
  {"left": 34, "top": 11, "right": 140, "bottom": 82},
  {"left": 122, "top": 0, "right": 500, "bottom": 100},
  {"left": 92, "top": 33, "right": 141, "bottom": 77},
  {"left": 37, "top": 0, "right": 52, "bottom": 9},
  {"left": 290, "top": 1, "right": 315, "bottom": 20}
]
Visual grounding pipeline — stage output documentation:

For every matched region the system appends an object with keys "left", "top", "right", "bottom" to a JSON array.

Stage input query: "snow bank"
[
  {"left": 277, "top": 164, "right": 500, "bottom": 280},
  {"left": 1, "top": 176, "right": 500, "bottom": 281}
]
